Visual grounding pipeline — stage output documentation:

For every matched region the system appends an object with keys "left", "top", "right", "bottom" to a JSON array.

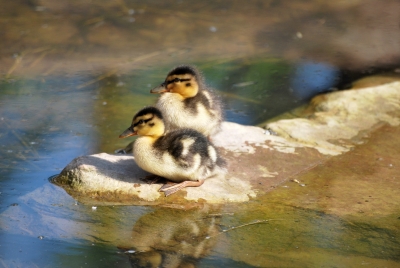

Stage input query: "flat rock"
[
  {"left": 53, "top": 81, "right": 400, "bottom": 206},
  {"left": 266, "top": 81, "right": 400, "bottom": 155}
]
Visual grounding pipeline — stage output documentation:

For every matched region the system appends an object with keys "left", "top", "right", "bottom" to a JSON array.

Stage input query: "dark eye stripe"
[
  {"left": 133, "top": 116, "right": 154, "bottom": 127},
  {"left": 165, "top": 78, "right": 191, "bottom": 85}
]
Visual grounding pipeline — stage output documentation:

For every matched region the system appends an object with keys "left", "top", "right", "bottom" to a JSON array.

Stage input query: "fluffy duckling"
[
  {"left": 150, "top": 65, "right": 223, "bottom": 138},
  {"left": 119, "top": 107, "right": 226, "bottom": 196}
]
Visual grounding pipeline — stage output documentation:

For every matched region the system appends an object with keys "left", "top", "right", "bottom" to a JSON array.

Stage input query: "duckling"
[
  {"left": 150, "top": 65, "right": 223, "bottom": 138},
  {"left": 119, "top": 106, "right": 226, "bottom": 196}
]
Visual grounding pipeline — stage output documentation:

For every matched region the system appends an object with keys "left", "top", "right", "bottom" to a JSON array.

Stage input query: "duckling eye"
[
  {"left": 138, "top": 120, "right": 144, "bottom": 124},
  {"left": 173, "top": 78, "right": 180, "bottom": 83}
]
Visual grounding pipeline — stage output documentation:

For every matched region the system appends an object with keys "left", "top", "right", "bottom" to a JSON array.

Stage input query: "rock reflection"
[{"left": 120, "top": 206, "right": 221, "bottom": 268}]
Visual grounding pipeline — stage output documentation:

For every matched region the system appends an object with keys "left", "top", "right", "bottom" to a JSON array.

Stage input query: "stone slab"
[{"left": 53, "top": 81, "right": 400, "bottom": 205}]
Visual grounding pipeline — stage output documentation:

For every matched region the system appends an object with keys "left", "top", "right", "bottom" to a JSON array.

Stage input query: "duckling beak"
[
  {"left": 150, "top": 83, "right": 169, "bottom": 94},
  {"left": 119, "top": 127, "right": 137, "bottom": 138}
]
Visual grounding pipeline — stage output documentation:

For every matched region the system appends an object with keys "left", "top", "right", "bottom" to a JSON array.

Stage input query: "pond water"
[{"left": 1, "top": 0, "right": 400, "bottom": 267}]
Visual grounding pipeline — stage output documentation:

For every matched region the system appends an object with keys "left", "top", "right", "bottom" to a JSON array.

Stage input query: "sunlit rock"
[
  {"left": 53, "top": 81, "right": 400, "bottom": 205},
  {"left": 267, "top": 81, "right": 400, "bottom": 155},
  {"left": 53, "top": 118, "right": 320, "bottom": 205}
]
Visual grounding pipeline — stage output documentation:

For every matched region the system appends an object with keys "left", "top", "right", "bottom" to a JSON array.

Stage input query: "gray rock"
[{"left": 53, "top": 81, "right": 400, "bottom": 205}]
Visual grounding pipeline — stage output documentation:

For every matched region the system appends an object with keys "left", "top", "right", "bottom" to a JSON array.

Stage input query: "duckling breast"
[
  {"left": 134, "top": 137, "right": 190, "bottom": 181},
  {"left": 132, "top": 137, "right": 164, "bottom": 175}
]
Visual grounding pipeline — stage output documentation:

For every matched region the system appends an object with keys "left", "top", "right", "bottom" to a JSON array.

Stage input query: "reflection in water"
[
  {"left": 0, "top": 77, "right": 110, "bottom": 266},
  {"left": 203, "top": 60, "right": 295, "bottom": 125},
  {"left": 120, "top": 206, "right": 220, "bottom": 268},
  {"left": 290, "top": 60, "right": 340, "bottom": 100},
  {"left": 1, "top": 60, "right": 399, "bottom": 267},
  {"left": 1, "top": 0, "right": 400, "bottom": 266},
  {"left": 0, "top": 76, "right": 97, "bottom": 189},
  {"left": 2, "top": 62, "right": 399, "bottom": 267}
]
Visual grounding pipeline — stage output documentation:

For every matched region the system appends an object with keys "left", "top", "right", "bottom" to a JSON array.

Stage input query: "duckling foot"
[{"left": 159, "top": 180, "right": 205, "bottom": 196}]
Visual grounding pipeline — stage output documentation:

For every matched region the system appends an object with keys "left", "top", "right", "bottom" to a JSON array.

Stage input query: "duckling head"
[
  {"left": 150, "top": 65, "right": 203, "bottom": 99},
  {"left": 119, "top": 107, "right": 165, "bottom": 139}
]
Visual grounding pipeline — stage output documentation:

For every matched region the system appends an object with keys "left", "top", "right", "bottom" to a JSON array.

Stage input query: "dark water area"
[{"left": 1, "top": 0, "right": 400, "bottom": 267}]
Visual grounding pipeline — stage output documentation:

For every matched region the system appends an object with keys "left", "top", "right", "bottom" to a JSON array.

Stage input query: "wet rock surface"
[{"left": 53, "top": 81, "right": 400, "bottom": 205}]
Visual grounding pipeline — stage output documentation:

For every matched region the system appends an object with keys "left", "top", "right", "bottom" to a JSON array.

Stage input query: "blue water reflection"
[
  {"left": 0, "top": 57, "right": 334, "bottom": 266},
  {"left": 290, "top": 60, "right": 340, "bottom": 100},
  {"left": 0, "top": 62, "right": 298, "bottom": 266},
  {"left": 0, "top": 77, "right": 99, "bottom": 265}
]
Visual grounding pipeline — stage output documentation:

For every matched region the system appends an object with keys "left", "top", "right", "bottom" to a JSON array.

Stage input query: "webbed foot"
[{"left": 159, "top": 180, "right": 205, "bottom": 196}]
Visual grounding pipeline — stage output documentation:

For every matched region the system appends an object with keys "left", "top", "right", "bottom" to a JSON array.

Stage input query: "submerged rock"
[{"left": 53, "top": 81, "right": 400, "bottom": 206}]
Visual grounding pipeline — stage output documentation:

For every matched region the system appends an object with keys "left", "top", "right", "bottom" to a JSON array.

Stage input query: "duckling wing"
[
  {"left": 183, "top": 89, "right": 222, "bottom": 118},
  {"left": 155, "top": 129, "right": 212, "bottom": 170}
]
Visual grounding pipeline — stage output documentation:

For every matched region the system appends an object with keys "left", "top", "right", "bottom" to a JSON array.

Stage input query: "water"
[
  {"left": 1, "top": 0, "right": 400, "bottom": 267},
  {"left": 0, "top": 59, "right": 297, "bottom": 267}
]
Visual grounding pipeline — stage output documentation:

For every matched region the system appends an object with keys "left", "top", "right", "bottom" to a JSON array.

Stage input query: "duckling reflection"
[
  {"left": 119, "top": 107, "right": 226, "bottom": 196},
  {"left": 151, "top": 65, "right": 224, "bottom": 138},
  {"left": 120, "top": 206, "right": 220, "bottom": 268}
]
